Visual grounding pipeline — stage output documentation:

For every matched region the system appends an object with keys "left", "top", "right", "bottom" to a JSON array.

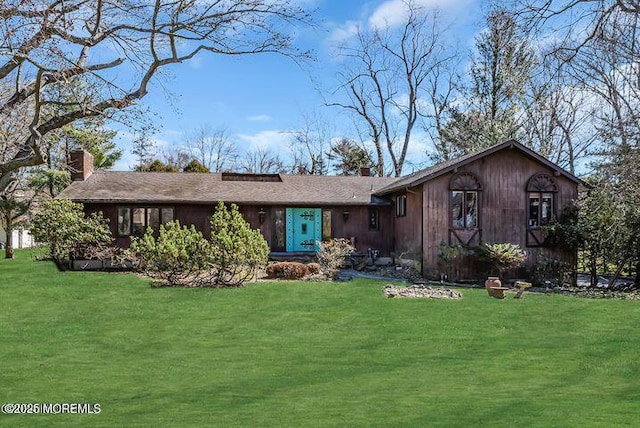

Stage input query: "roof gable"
[{"left": 376, "top": 140, "right": 587, "bottom": 195}]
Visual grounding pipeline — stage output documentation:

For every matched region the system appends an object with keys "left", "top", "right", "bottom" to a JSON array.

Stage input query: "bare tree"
[
  {"left": 520, "top": 58, "right": 598, "bottom": 174},
  {"left": 422, "top": 55, "right": 461, "bottom": 163},
  {"left": 0, "top": 0, "right": 311, "bottom": 195},
  {"left": 162, "top": 147, "right": 191, "bottom": 172},
  {"left": 330, "top": 1, "right": 451, "bottom": 176},
  {"left": 289, "top": 113, "right": 331, "bottom": 175},
  {"left": 513, "top": 0, "right": 640, "bottom": 61},
  {"left": 239, "top": 148, "right": 287, "bottom": 174},
  {"left": 514, "top": 1, "right": 640, "bottom": 283},
  {"left": 183, "top": 125, "right": 238, "bottom": 173}
]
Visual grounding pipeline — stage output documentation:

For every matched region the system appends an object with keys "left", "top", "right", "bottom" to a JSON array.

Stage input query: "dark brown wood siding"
[
  {"left": 84, "top": 203, "right": 393, "bottom": 255},
  {"left": 420, "top": 148, "right": 578, "bottom": 279},
  {"left": 392, "top": 188, "right": 423, "bottom": 261}
]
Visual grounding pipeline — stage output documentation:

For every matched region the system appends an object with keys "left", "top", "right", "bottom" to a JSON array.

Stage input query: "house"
[
  {"left": 58, "top": 149, "right": 398, "bottom": 254},
  {"left": 57, "top": 140, "right": 586, "bottom": 280},
  {"left": 0, "top": 226, "right": 35, "bottom": 250},
  {"left": 0, "top": 189, "right": 38, "bottom": 252},
  {"left": 375, "top": 140, "right": 585, "bottom": 279}
]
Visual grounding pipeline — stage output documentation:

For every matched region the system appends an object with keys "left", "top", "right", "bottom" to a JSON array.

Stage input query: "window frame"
[
  {"left": 395, "top": 194, "right": 407, "bottom": 217},
  {"left": 322, "top": 209, "right": 332, "bottom": 241},
  {"left": 449, "top": 172, "right": 482, "bottom": 230},
  {"left": 451, "top": 190, "right": 478, "bottom": 229},
  {"left": 526, "top": 174, "right": 557, "bottom": 229},
  {"left": 117, "top": 206, "right": 175, "bottom": 237},
  {"left": 272, "top": 208, "right": 286, "bottom": 251},
  {"left": 368, "top": 207, "right": 380, "bottom": 231}
]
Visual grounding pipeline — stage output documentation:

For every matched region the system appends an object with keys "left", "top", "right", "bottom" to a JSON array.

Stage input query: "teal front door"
[{"left": 286, "top": 208, "right": 321, "bottom": 252}]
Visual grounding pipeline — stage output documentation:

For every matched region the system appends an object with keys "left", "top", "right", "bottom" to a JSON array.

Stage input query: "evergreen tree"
[
  {"left": 327, "top": 139, "right": 374, "bottom": 176},
  {"left": 439, "top": 8, "right": 535, "bottom": 157}
]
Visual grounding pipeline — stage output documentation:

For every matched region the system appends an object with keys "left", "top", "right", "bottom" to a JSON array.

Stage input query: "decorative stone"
[{"left": 383, "top": 284, "right": 462, "bottom": 299}]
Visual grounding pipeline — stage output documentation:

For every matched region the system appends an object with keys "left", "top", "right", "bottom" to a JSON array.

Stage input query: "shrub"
[
  {"left": 317, "top": 238, "right": 355, "bottom": 278},
  {"left": 128, "top": 221, "right": 213, "bottom": 286},
  {"left": 265, "top": 262, "right": 309, "bottom": 279},
  {"left": 529, "top": 254, "right": 574, "bottom": 288},
  {"left": 482, "top": 242, "right": 526, "bottom": 277},
  {"left": 127, "top": 203, "right": 269, "bottom": 287},
  {"left": 30, "top": 199, "right": 113, "bottom": 263},
  {"left": 306, "top": 263, "right": 321, "bottom": 275},
  {"left": 209, "top": 202, "right": 270, "bottom": 286},
  {"left": 436, "top": 242, "right": 486, "bottom": 281}
]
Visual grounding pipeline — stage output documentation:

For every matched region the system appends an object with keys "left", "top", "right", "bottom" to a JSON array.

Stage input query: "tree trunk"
[
  {"left": 589, "top": 253, "right": 598, "bottom": 287},
  {"left": 5, "top": 223, "right": 14, "bottom": 259}
]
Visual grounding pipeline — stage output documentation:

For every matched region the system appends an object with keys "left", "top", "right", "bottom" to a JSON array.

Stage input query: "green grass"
[{"left": 2, "top": 249, "right": 640, "bottom": 427}]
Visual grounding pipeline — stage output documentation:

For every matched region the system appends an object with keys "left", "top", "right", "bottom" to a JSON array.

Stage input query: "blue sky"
[{"left": 113, "top": 0, "right": 484, "bottom": 171}]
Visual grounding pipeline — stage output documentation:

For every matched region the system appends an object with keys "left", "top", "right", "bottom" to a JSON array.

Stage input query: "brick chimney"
[
  {"left": 360, "top": 166, "right": 371, "bottom": 177},
  {"left": 69, "top": 150, "right": 94, "bottom": 181}
]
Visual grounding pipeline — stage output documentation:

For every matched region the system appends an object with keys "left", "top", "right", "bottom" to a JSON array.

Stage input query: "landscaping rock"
[{"left": 384, "top": 284, "right": 462, "bottom": 299}]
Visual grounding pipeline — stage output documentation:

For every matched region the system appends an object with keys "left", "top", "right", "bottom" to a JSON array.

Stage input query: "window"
[
  {"left": 395, "top": 194, "right": 407, "bottom": 217},
  {"left": 117, "top": 207, "right": 131, "bottom": 236},
  {"left": 132, "top": 208, "right": 145, "bottom": 236},
  {"left": 527, "top": 174, "right": 557, "bottom": 227},
  {"left": 147, "top": 208, "right": 160, "bottom": 232},
  {"left": 322, "top": 210, "right": 332, "bottom": 241},
  {"left": 451, "top": 191, "right": 478, "bottom": 228},
  {"left": 117, "top": 207, "right": 175, "bottom": 237},
  {"left": 161, "top": 208, "right": 174, "bottom": 225},
  {"left": 368, "top": 208, "right": 379, "bottom": 230},
  {"left": 272, "top": 208, "right": 285, "bottom": 250},
  {"left": 449, "top": 172, "right": 482, "bottom": 229}
]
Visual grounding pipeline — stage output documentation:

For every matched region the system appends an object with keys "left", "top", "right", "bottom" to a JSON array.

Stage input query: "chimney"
[
  {"left": 69, "top": 150, "right": 94, "bottom": 181},
  {"left": 360, "top": 166, "right": 371, "bottom": 177}
]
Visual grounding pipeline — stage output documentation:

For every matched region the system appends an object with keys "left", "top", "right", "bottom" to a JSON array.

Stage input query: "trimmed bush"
[
  {"left": 265, "top": 262, "right": 309, "bottom": 279},
  {"left": 128, "top": 221, "right": 213, "bottom": 286},
  {"left": 306, "top": 262, "right": 321, "bottom": 275},
  {"left": 127, "top": 202, "right": 269, "bottom": 287}
]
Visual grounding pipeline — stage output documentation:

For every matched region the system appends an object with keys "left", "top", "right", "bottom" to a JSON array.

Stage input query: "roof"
[
  {"left": 57, "top": 172, "right": 398, "bottom": 206},
  {"left": 376, "top": 139, "right": 588, "bottom": 195}
]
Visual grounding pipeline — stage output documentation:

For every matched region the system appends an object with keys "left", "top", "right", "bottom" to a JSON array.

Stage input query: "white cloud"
[
  {"left": 368, "top": 0, "right": 472, "bottom": 29},
  {"left": 237, "top": 129, "right": 294, "bottom": 153},
  {"left": 328, "top": 0, "right": 473, "bottom": 47},
  {"left": 246, "top": 114, "right": 273, "bottom": 123},
  {"left": 327, "top": 20, "right": 361, "bottom": 46}
]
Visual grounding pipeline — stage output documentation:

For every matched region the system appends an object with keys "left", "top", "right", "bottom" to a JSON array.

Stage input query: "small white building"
[{"left": 0, "top": 226, "right": 36, "bottom": 250}]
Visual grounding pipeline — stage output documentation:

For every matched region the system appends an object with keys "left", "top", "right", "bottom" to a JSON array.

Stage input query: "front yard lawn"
[{"left": 2, "top": 249, "right": 640, "bottom": 427}]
